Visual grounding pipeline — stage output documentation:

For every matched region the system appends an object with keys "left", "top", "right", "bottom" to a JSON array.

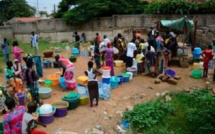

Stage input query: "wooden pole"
[{"left": 192, "top": 20, "right": 197, "bottom": 51}]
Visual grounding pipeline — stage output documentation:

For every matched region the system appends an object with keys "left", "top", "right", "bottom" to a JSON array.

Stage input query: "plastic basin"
[
  {"left": 59, "top": 77, "right": 67, "bottom": 89},
  {"left": 192, "top": 70, "right": 203, "bottom": 79},
  {"left": 47, "top": 74, "right": 60, "bottom": 85},
  {"left": 110, "top": 76, "right": 120, "bottom": 83},
  {"left": 36, "top": 106, "right": 56, "bottom": 124},
  {"left": 77, "top": 84, "right": 87, "bottom": 95},
  {"left": 52, "top": 101, "right": 69, "bottom": 117},
  {"left": 77, "top": 76, "right": 88, "bottom": 86},
  {"left": 43, "top": 60, "right": 52, "bottom": 68},
  {"left": 121, "top": 73, "right": 130, "bottom": 83},
  {"left": 44, "top": 80, "right": 52, "bottom": 88},
  {"left": 69, "top": 56, "right": 77, "bottom": 62},
  {"left": 193, "top": 47, "right": 202, "bottom": 54},
  {"left": 102, "top": 76, "right": 110, "bottom": 84},
  {"left": 114, "top": 60, "right": 123, "bottom": 67},
  {"left": 72, "top": 48, "right": 79, "bottom": 55},
  {"left": 117, "top": 76, "right": 124, "bottom": 84},
  {"left": 15, "top": 92, "right": 25, "bottom": 106},
  {"left": 39, "top": 87, "right": 52, "bottom": 99},
  {"left": 79, "top": 96, "right": 89, "bottom": 105},
  {"left": 165, "top": 69, "right": 176, "bottom": 78}
]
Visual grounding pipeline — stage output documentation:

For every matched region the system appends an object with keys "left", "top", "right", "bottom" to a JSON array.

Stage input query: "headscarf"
[{"left": 107, "top": 42, "right": 111, "bottom": 48}]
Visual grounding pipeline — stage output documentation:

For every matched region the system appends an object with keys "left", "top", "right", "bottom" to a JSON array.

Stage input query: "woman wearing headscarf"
[{"left": 102, "top": 42, "right": 115, "bottom": 76}]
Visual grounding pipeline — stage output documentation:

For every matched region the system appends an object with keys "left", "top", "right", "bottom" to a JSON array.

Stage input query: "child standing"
[
  {"left": 84, "top": 61, "right": 102, "bottom": 107},
  {"left": 201, "top": 45, "right": 213, "bottom": 77},
  {"left": 12, "top": 41, "right": 24, "bottom": 64},
  {"left": 136, "top": 50, "right": 144, "bottom": 74},
  {"left": 22, "top": 102, "right": 46, "bottom": 134},
  {"left": 23, "top": 60, "right": 41, "bottom": 106},
  {"left": 145, "top": 46, "right": 154, "bottom": 75},
  {"left": 94, "top": 40, "right": 101, "bottom": 69},
  {"left": 1, "top": 38, "right": 10, "bottom": 63}
]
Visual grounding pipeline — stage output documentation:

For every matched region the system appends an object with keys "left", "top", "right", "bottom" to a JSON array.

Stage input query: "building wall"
[{"left": 0, "top": 14, "right": 215, "bottom": 44}]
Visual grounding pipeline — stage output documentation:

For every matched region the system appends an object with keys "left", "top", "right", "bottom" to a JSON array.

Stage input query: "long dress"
[
  {"left": 59, "top": 57, "right": 76, "bottom": 89},
  {"left": 13, "top": 46, "right": 23, "bottom": 63},
  {"left": 105, "top": 48, "right": 115, "bottom": 76}
]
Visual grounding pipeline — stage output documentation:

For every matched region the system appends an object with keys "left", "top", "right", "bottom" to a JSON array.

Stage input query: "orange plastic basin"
[
  {"left": 102, "top": 66, "right": 111, "bottom": 70},
  {"left": 47, "top": 74, "right": 60, "bottom": 85}
]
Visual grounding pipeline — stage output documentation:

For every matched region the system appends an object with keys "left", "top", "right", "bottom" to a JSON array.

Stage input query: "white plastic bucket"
[
  {"left": 199, "top": 62, "right": 203, "bottom": 69},
  {"left": 126, "top": 72, "right": 133, "bottom": 80}
]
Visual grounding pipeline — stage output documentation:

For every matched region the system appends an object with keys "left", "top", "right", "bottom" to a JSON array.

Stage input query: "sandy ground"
[{"left": 0, "top": 49, "right": 212, "bottom": 134}]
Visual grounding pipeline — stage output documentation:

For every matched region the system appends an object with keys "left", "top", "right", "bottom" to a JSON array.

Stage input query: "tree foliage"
[
  {"left": 144, "top": 0, "right": 215, "bottom": 14},
  {"left": 56, "top": 0, "right": 215, "bottom": 24},
  {"left": 55, "top": 0, "right": 148, "bottom": 24},
  {"left": 0, "top": 0, "right": 35, "bottom": 25}
]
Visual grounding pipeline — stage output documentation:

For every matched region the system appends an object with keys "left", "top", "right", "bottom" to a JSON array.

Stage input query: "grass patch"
[
  {"left": 123, "top": 89, "right": 215, "bottom": 134},
  {"left": 0, "top": 39, "right": 91, "bottom": 73}
]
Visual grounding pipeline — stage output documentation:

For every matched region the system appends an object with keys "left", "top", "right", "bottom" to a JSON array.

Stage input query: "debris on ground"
[
  {"left": 91, "top": 128, "right": 104, "bottom": 134},
  {"left": 167, "top": 78, "right": 178, "bottom": 85},
  {"left": 104, "top": 111, "right": 109, "bottom": 120},
  {"left": 116, "top": 111, "right": 123, "bottom": 117},
  {"left": 147, "top": 86, "right": 153, "bottom": 90},
  {"left": 116, "top": 125, "right": 126, "bottom": 133},
  {"left": 126, "top": 105, "right": 134, "bottom": 111},
  {"left": 154, "top": 78, "right": 161, "bottom": 84},
  {"left": 156, "top": 92, "right": 161, "bottom": 97},
  {"left": 165, "top": 95, "right": 172, "bottom": 101}
]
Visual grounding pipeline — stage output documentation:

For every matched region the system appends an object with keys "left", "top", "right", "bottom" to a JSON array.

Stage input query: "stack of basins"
[
  {"left": 62, "top": 92, "right": 80, "bottom": 110},
  {"left": 76, "top": 76, "right": 89, "bottom": 105},
  {"left": 102, "top": 66, "right": 111, "bottom": 84},
  {"left": 36, "top": 104, "right": 56, "bottom": 124},
  {"left": 192, "top": 62, "right": 202, "bottom": 79},
  {"left": 77, "top": 84, "right": 89, "bottom": 105}
]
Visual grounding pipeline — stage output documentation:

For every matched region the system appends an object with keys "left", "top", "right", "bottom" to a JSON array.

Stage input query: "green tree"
[
  {"left": 39, "top": 11, "right": 49, "bottom": 16},
  {"left": 0, "top": 0, "right": 35, "bottom": 25},
  {"left": 55, "top": 0, "right": 148, "bottom": 24}
]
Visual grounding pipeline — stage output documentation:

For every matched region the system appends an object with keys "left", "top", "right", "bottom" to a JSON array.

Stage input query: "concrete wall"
[
  {"left": 1, "top": 14, "right": 215, "bottom": 43},
  {"left": 0, "top": 26, "right": 13, "bottom": 39}
]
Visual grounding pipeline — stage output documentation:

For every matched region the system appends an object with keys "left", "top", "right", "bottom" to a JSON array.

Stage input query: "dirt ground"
[{"left": 0, "top": 49, "right": 212, "bottom": 134}]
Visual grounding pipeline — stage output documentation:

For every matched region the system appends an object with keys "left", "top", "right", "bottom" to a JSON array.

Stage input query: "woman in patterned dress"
[{"left": 3, "top": 97, "right": 26, "bottom": 134}]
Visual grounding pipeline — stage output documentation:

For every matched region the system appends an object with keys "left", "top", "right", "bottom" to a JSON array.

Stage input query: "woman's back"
[
  {"left": 4, "top": 106, "right": 26, "bottom": 134},
  {"left": 105, "top": 48, "right": 113, "bottom": 59}
]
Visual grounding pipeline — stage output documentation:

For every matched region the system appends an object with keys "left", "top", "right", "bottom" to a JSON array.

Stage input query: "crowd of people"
[
  {"left": 0, "top": 28, "right": 215, "bottom": 133},
  {"left": 87, "top": 28, "right": 181, "bottom": 78}
]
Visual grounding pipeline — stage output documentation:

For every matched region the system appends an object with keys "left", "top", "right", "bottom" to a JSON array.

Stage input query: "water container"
[
  {"left": 102, "top": 76, "right": 110, "bottom": 84},
  {"left": 84, "top": 48, "right": 88, "bottom": 59},
  {"left": 208, "top": 60, "right": 213, "bottom": 70},
  {"left": 127, "top": 67, "right": 137, "bottom": 75},
  {"left": 102, "top": 66, "right": 111, "bottom": 77},
  {"left": 117, "top": 75, "right": 124, "bottom": 84},
  {"left": 16, "top": 92, "right": 25, "bottom": 106},
  {"left": 199, "top": 62, "right": 203, "bottom": 69},
  {"left": 192, "top": 47, "right": 202, "bottom": 59},
  {"left": 126, "top": 72, "right": 133, "bottom": 80},
  {"left": 110, "top": 76, "right": 120, "bottom": 89},
  {"left": 193, "top": 63, "right": 200, "bottom": 70},
  {"left": 71, "top": 48, "right": 79, "bottom": 55},
  {"left": 193, "top": 47, "right": 202, "bottom": 54},
  {"left": 59, "top": 77, "right": 66, "bottom": 89},
  {"left": 77, "top": 84, "right": 87, "bottom": 96},
  {"left": 177, "top": 48, "right": 188, "bottom": 55}
]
